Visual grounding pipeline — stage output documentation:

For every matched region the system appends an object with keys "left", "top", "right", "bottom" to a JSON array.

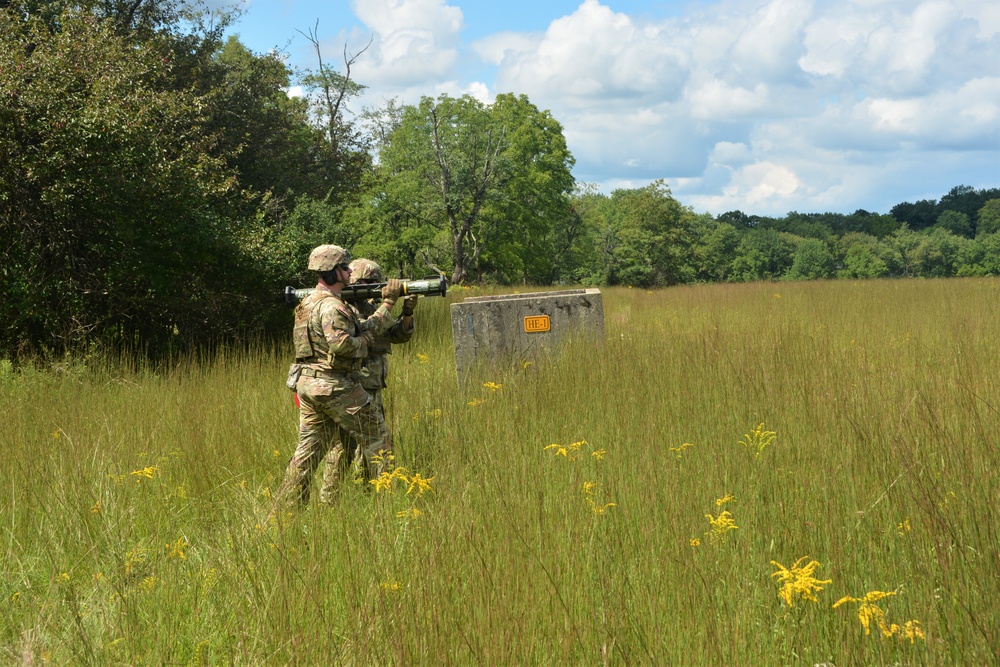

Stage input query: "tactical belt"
[{"left": 300, "top": 367, "right": 339, "bottom": 379}]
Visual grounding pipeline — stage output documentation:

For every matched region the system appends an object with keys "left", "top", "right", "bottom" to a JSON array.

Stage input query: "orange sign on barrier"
[{"left": 523, "top": 315, "right": 551, "bottom": 333}]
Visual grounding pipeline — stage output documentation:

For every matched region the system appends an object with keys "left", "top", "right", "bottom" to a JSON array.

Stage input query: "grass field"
[{"left": 2, "top": 278, "right": 999, "bottom": 665}]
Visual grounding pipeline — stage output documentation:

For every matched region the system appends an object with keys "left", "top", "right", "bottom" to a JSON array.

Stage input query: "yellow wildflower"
[
  {"left": 90, "top": 500, "right": 101, "bottom": 514},
  {"left": 129, "top": 466, "right": 159, "bottom": 481},
  {"left": 716, "top": 494, "right": 736, "bottom": 507},
  {"left": 483, "top": 382, "right": 503, "bottom": 391},
  {"left": 139, "top": 576, "right": 158, "bottom": 592},
  {"left": 739, "top": 423, "right": 776, "bottom": 459},
  {"left": 397, "top": 508, "right": 423, "bottom": 519},
  {"left": 833, "top": 590, "right": 901, "bottom": 637},
  {"left": 416, "top": 353, "right": 429, "bottom": 363},
  {"left": 583, "top": 481, "right": 599, "bottom": 496},
  {"left": 273, "top": 449, "right": 281, "bottom": 459},
  {"left": 770, "top": 557, "right": 832, "bottom": 607},
  {"left": 591, "top": 449, "right": 607, "bottom": 460},
  {"left": 898, "top": 620, "right": 925, "bottom": 643},
  {"left": 380, "top": 580, "right": 402, "bottom": 591},
  {"left": 426, "top": 409, "right": 442, "bottom": 418},
  {"left": 52, "top": 429, "right": 61, "bottom": 439},
  {"left": 587, "top": 498, "right": 617, "bottom": 515},
  {"left": 370, "top": 471, "right": 396, "bottom": 493},
  {"left": 406, "top": 473, "right": 434, "bottom": 496},
  {"left": 705, "top": 510, "right": 739, "bottom": 544},
  {"left": 165, "top": 537, "right": 189, "bottom": 560},
  {"left": 897, "top": 519, "right": 911, "bottom": 535},
  {"left": 467, "top": 398, "right": 485, "bottom": 407},
  {"left": 544, "top": 443, "right": 570, "bottom": 458},
  {"left": 58, "top": 572, "right": 69, "bottom": 581},
  {"left": 690, "top": 538, "right": 701, "bottom": 547},
  {"left": 669, "top": 442, "right": 693, "bottom": 458}
]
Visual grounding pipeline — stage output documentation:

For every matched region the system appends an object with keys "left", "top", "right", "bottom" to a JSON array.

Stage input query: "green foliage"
[
  {"left": 360, "top": 93, "right": 575, "bottom": 284},
  {"left": 976, "top": 199, "right": 1000, "bottom": 237},
  {"left": 730, "top": 228, "right": 796, "bottom": 282},
  {"left": 935, "top": 210, "right": 972, "bottom": 237},
  {"left": 786, "top": 238, "right": 835, "bottom": 280},
  {"left": 0, "top": 9, "right": 263, "bottom": 352}
]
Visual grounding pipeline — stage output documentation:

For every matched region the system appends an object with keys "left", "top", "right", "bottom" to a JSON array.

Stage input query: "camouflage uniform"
[
  {"left": 275, "top": 247, "right": 396, "bottom": 507},
  {"left": 320, "top": 260, "right": 414, "bottom": 502}
]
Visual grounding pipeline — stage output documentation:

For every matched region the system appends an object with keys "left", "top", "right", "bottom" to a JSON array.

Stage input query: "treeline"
[
  {"left": 1, "top": 2, "right": 998, "bottom": 358},
  {"left": 560, "top": 182, "right": 1000, "bottom": 287}
]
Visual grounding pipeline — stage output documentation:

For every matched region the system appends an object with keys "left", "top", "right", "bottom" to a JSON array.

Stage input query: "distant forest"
[{"left": 1, "top": 2, "right": 998, "bottom": 356}]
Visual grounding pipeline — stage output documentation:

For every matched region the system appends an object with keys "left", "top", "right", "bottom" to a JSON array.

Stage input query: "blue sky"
[{"left": 225, "top": 0, "right": 1000, "bottom": 216}]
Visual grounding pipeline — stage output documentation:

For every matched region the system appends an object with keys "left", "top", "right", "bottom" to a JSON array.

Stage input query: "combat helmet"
[
  {"left": 308, "top": 244, "right": 351, "bottom": 271},
  {"left": 348, "top": 258, "right": 384, "bottom": 284}
]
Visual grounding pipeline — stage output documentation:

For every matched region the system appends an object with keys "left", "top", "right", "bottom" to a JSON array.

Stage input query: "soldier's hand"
[
  {"left": 382, "top": 278, "right": 403, "bottom": 305},
  {"left": 360, "top": 331, "right": 374, "bottom": 347},
  {"left": 402, "top": 295, "right": 418, "bottom": 316}
]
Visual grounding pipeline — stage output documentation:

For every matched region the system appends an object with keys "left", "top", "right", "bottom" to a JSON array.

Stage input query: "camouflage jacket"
[
  {"left": 354, "top": 298, "right": 414, "bottom": 390},
  {"left": 292, "top": 287, "right": 395, "bottom": 373}
]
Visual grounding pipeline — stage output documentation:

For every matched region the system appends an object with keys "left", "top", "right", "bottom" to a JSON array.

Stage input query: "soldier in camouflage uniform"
[
  {"left": 320, "top": 258, "right": 417, "bottom": 502},
  {"left": 274, "top": 245, "right": 404, "bottom": 507}
]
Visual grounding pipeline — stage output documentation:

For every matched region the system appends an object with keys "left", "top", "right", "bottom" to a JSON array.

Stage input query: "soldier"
[
  {"left": 320, "top": 258, "right": 417, "bottom": 502},
  {"left": 274, "top": 245, "right": 403, "bottom": 507}
]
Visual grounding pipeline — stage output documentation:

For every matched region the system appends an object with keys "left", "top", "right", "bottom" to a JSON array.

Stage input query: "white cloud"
[
  {"left": 476, "top": 0, "right": 999, "bottom": 213},
  {"left": 347, "top": 0, "right": 464, "bottom": 87}
]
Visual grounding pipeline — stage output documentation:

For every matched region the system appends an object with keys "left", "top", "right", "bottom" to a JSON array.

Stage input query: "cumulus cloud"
[
  {"left": 347, "top": 0, "right": 464, "bottom": 87},
  {"left": 478, "top": 0, "right": 1000, "bottom": 214}
]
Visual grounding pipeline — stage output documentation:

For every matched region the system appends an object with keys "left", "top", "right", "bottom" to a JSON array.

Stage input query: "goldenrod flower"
[
  {"left": 898, "top": 620, "right": 925, "bottom": 643},
  {"left": 591, "top": 449, "right": 606, "bottom": 460},
  {"left": 397, "top": 508, "right": 422, "bottom": 519},
  {"left": 669, "top": 442, "right": 693, "bottom": 458},
  {"left": 897, "top": 519, "right": 911, "bottom": 535},
  {"left": 406, "top": 473, "right": 434, "bottom": 496},
  {"left": 380, "top": 580, "right": 402, "bottom": 591},
  {"left": 739, "top": 423, "right": 776, "bottom": 459},
  {"left": 690, "top": 538, "right": 701, "bottom": 547},
  {"left": 705, "top": 510, "right": 739, "bottom": 544},
  {"left": 716, "top": 494, "right": 735, "bottom": 507},
  {"left": 416, "top": 353, "right": 429, "bottom": 363},
  {"left": 165, "top": 537, "right": 189, "bottom": 560},
  {"left": 90, "top": 501, "right": 101, "bottom": 514},
  {"left": 129, "top": 466, "right": 159, "bottom": 481},
  {"left": 483, "top": 382, "right": 503, "bottom": 391},
  {"left": 770, "top": 557, "right": 832, "bottom": 607},
  {"left": 587, "top": 498, "right": 616, "bottom": 515},
  {"left": 544, "top": 443, "right": 570, "bottom": 458},
  {"left": 833, "top": 590, "right": 902, "bottom": 637},
  {"left": 370, "top": 471, "right": 396, "bottom": 493},
  {"left": 467, "top": 398, "right": 485, "bottom": 407},
  {"left": 583, "top": 481, "right": 599, "bottom": 496}
]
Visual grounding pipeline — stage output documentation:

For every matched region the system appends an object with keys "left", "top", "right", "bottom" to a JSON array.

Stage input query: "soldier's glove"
[
  {"left": 381, "top": 278, "right": 403, "bottom": 306},
  {"left": 401, "top": 294, "right": 418, "bottom": 317}
]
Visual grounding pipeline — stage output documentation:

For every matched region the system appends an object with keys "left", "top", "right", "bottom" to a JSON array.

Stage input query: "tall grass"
[{"left": 2, "top": 278, "right": 998, "bottom": 664}]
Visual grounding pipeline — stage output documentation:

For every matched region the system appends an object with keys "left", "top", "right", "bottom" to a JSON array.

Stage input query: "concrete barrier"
[{"left": 450, "top": 288, "right": 604, "bottom": 383}]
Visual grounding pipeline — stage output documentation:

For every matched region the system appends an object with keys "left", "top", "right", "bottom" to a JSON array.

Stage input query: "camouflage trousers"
[
  {"left": 274, "top": 374, "right": 388, "bottom": 507},
  {"left": 319, "top": 388, "right": 392, "bottom": 503}
]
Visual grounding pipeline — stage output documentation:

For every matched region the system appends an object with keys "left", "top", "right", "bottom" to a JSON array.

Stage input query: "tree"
[
  {"left": 935, "top": 210, "right": 973, "bottom": 237},
  {"left": 592, "top": 181, "right": 695, "bottom": 287},
  {"left": 0, "top": 7, "right": 275, "bottom": 354},
  {"left": 730, "top": 229, "right": 795, "bottom": 281},
  {"left": 786, "top": 238, "right": 835, "bottom": 280},
  {"left": 976, "top": 199, "right": 1000, "bottom": 237},
  {"left": 369, "top": 93, "right": 575, "bottom": 284}
]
